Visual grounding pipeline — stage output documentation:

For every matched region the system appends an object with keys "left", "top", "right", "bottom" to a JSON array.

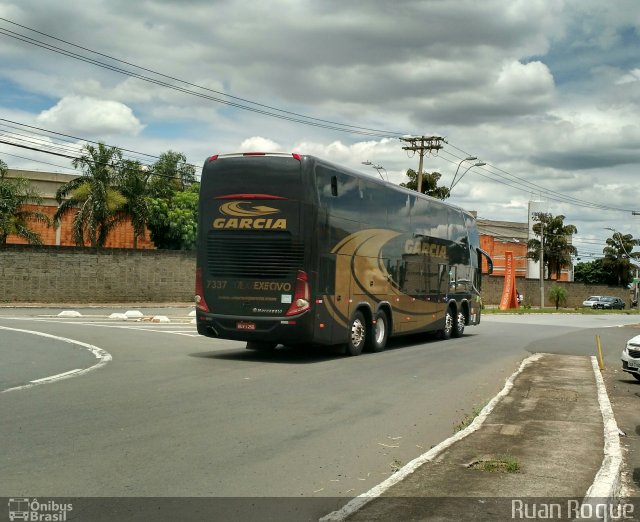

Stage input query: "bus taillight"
[
  {"left": 195, "top": 267, "right": 210, "bottom": 312},
  {"left": 285, "top": 270, "right": 310, "bottom": 316}
]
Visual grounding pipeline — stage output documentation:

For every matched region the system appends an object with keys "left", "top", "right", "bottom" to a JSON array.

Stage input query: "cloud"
[
  {"left": 239, "top": 136, "right": 281, "bottom": 152},
  {"left": 36, "top": 96, "right": 144, "bottom": 137}
]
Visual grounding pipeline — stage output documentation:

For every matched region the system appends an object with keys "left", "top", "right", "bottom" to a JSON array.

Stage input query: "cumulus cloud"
[
  {"left": 239, "top": 136, "right": 281, "bottom": 152},
  {"left": 36, "top": 96, "right": 144, "bottom": 137}
]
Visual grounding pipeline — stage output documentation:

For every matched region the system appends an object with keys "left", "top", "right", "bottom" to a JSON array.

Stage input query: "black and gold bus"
[{"left": 195, "top": 152, "right": 492, "bottom": 355}]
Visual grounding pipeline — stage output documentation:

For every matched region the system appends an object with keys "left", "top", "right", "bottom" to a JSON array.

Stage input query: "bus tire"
[
  {"left": 453, "top": 311, "right": 465, "bottom": 338},
  {"left": 367, "top": 310, "right": 389, "bottom": 352},
  {"left": 346, "top": 311, "right": 366, "bottom": 356},
  {"left": 246, "top": 341, "right": 277, "bottom": 351},
  {"left": 440, "top": 308, "right": 454, "bottom": 340}
]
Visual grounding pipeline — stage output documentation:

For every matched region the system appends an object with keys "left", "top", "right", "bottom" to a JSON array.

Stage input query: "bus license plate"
[
  {"left": 629, "top": 358, "right": 640, "bottom": 369},
  {"left": 237, "top": 321, "right": 256, "bottom": 331}
]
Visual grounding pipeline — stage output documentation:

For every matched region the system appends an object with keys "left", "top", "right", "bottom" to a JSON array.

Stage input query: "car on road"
[
  {"left": 622, "top": 334, "right": 640, "bottom": 381},
  {"left": 582, "top": 295, "right": 602, "bottom": 308},
  {"left": 593, "top": 296, "right": 626, "bottom": 310}
]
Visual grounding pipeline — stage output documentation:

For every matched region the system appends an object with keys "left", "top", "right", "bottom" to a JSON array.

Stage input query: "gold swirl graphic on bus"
[
  {"left": 323, "top": 229, "right": 441, "bottom": 334},
  {"left": 219, "top": 201, "right": 280, "bottom": 217}
]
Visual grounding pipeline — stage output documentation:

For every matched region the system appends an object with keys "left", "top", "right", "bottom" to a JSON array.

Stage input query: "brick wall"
[
  {"left": 0, "top": 245, "right": 194, "bottom": 303},
  {"left": 0, "top": 245, "right": 633, "bottom": 306},
  {"left": 6, "top": 205, "right": 155, "bottom": 249}
]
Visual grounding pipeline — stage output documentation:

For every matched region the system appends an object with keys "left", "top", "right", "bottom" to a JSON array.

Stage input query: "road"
[{"left": 1, "top": 309, "right": 638, "bottom": 517}]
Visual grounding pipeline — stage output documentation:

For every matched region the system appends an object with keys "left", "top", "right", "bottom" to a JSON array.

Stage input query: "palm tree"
[
  {"left": 602, "top": 232, "right": 640, "bottom": 286},
  {"left": 527, "top": 213, "right": 577, "bottom": 280},
  {"left": 117, "top": 160, "right": 151, "bottom": 249},
  {"left": 54, "top": 143, "right": 126, "bottom": 248},
  {"left": 0, "top": 160, "right": 50, "bottom": 245},
  {"left": 548, "top": 284, "right": 568, "bottom": 310}
]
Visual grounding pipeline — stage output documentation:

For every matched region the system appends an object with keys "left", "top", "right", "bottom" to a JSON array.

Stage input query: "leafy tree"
[
  {"left": 54, "top": 143, "right": 127, "bottom": 248},
  {"left": 527, "top": 213, "right": 577, "bottom": 280},
  {"left": 148, "top": 151, "right": 196, "bottom": 199},
  {"left": 117, "top": 160, "right": 151, "bottom": 249},
  {"left": 548, "top": 284, "right": 568, "bottom": 310},
  {"left": 0, "top": 159, "right": 50, "bottom": 245},
  {"left": 147, "top": 183, "right": 199, "bottom": 250},
  {"left": 574, "top": 259, "right": 616, "bottom": 285},
  {"left": 602, "top": 232, "right": 640, "bottom": 287},
  {"left": 400, "top": 169, "right": 450, "bottom": 200}
]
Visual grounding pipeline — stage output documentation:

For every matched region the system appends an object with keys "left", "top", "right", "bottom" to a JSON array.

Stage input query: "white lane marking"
[
  {"left": 320, "top": 353, "right": 544, "bottom": 522},
  {"left": 584, "top": 357, "right": 623, "bottom": 502},
  {"left": 30, "top": 368, "right": 83, "bottom": 383},
  {"left": 0, "top": 326, "right": 112, "bottom": 393},
  {"left": 0, "top": 317, "right": 198, "bottom": 336}
]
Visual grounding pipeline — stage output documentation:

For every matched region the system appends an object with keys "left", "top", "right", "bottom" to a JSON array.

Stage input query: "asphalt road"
[{"left": 1, "top": 310, "right": 638, "bottom": 518}]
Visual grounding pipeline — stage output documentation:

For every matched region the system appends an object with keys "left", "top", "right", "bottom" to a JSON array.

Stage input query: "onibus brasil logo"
[{"left": 8, "top": 498, "right": 72, "bottom": 521}]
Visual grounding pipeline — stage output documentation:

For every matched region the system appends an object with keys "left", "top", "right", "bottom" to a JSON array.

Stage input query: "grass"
[
  {"left": 453, "top": 404, "right": 485, "bottom": 433},
  {"left": 469, "top": 454, "right": 521, "bottom": 474},
  {"left": 482, "top": 306, "right": 640, "bottom": 315}
]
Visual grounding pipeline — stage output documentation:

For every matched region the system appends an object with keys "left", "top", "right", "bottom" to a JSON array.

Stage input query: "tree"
[
  {"left": 148, "top": 151, "right": 196, "bottom": 199},
  {"left": 527, "top": 213, "right": 577, "bottom": 280},
  {"left": 117, "top": 160, "right": 151, "bottom": 249},
  {"left": 602, "top": 232, "right": 640, "bottom": 287},
  {"left": 548, "top": 284, "right": 568, "bottom": 310},
  {"left": 400, "top": 169, "right": 450, "bottom": 200},
  {"left": 574, "top": 259, "right": 616, "bottom": 285},
  {"left": 54, "top": 143, "right": 127, "bottom": 248},
  {"left": 0, "top": 159, "right": 50, "bottom": 245},
  {"left": 147, "top": 183, "right": 199, "bottom": 250}
]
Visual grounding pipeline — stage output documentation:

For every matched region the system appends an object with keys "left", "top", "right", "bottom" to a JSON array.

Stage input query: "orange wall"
[
  {"left": 480, "top": 234, "right": 570, "bottom": 281},
  {"left": 6, "top": 204, "right": 155, "bottom": 249}
]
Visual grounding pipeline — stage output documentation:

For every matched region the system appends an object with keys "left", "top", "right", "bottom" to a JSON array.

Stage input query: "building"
[
  {"left": 478, "top": 208, "right": 573, "bottom": 282},
  {"left": 4, "top": 169, "right": 155, "bottom": 249}
]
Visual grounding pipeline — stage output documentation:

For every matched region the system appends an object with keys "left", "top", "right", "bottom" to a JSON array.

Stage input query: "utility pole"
[
  {"left": 539, "top": 223, "right": 545, "bottom": 309},
  {"left": 400, "top": 136, "right": 444, "bottom": 193}
]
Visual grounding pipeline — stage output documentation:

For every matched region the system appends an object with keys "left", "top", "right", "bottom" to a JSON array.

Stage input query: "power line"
[
  {"left": 0, "top": 18, "right": 405, "bottom": 139},
  {"left": 1, "top": 17, "right": 635, "bottom": 215}
]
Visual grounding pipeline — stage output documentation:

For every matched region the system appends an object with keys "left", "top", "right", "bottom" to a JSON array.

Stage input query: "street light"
[
  {"left": 449, "top": 160, "right": 486, "bottom": 191},
  {"left": 448, "top": 157, "right": 476, "bottom": 190},
  {"left": 362, "top": 160, "right": 388, "bottom": 181}
]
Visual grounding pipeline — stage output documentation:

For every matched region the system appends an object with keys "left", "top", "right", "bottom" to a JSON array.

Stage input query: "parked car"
[
  {"left": 582, "top": 296, "right": 602, "bottom": 308},
  {"left": 594, "top": 296, "right": 625, "bottom": 310},
  {"left": 621, "top": 334, "right": 640, "bottom": 381}
]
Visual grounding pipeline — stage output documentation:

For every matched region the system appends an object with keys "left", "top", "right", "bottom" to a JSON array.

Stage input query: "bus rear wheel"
[
  {"left": 346, "top": 311, "right": 366, "bottom": 356},
  {"left": 367, "top": 310, "right": 389, "bottom": 352},
  {"left": 453, "top": 311, "right": 465, "bottom": 338},
  {"left": 440, "top": 308, "right": 454, "bottom": 340}
]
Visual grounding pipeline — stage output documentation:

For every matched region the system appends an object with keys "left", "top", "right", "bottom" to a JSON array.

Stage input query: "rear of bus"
[{"left": 195, "top": 152, "right": 314, "bottom": 348}]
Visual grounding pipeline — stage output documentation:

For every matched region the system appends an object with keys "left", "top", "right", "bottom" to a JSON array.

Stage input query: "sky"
[{"left": 1, "top": 0, "right": 640, "bottom": 261}]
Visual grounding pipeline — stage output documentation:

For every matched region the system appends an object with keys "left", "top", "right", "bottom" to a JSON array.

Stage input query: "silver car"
[
  {"left": 582, "top": 295, "right": 602, "bottom": 308},
  {"left": 622, "top": 335, "right": 640, "bottom": 381}
]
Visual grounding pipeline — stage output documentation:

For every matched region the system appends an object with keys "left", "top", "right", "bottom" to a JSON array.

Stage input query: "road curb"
[
  {"left": 320, "top": 353, "right": 544, "bottom": 522},
  {"left": 584, "top": 356, "right": 623, "bottom": 503}
]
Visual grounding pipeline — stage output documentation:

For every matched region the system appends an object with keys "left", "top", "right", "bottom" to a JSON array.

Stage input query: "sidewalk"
[{"left": 323, "top": 354, "right": 633, "bottom": 521}]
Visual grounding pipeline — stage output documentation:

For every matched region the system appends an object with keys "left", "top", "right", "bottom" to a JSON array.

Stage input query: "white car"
[
  {"left": 582, "top": 295, "right": 602, "bottom": 308},
  {"left": 622, "top": 335, "right": 640, "bottom": 381}
]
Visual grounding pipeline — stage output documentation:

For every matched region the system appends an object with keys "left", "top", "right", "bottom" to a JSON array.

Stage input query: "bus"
[{"left": 195, "top": 152, "right": 492, "bottom": 355}]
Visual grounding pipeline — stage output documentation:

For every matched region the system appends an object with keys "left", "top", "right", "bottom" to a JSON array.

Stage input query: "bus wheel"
[
  {"left": 453, "top": 311, "right": 465, "bottom": 338},
  {"left": 346, "top": 311, "right": 366, "bottom": 356},
  {"left": 367, "top": 310, "right": 389, "bottom": 352},
  {"left": 246, "top": 341, "right": 277, "bottom": 351},
  {"left": 440, "top": 308, "right": 454, "bottom": 340}
]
